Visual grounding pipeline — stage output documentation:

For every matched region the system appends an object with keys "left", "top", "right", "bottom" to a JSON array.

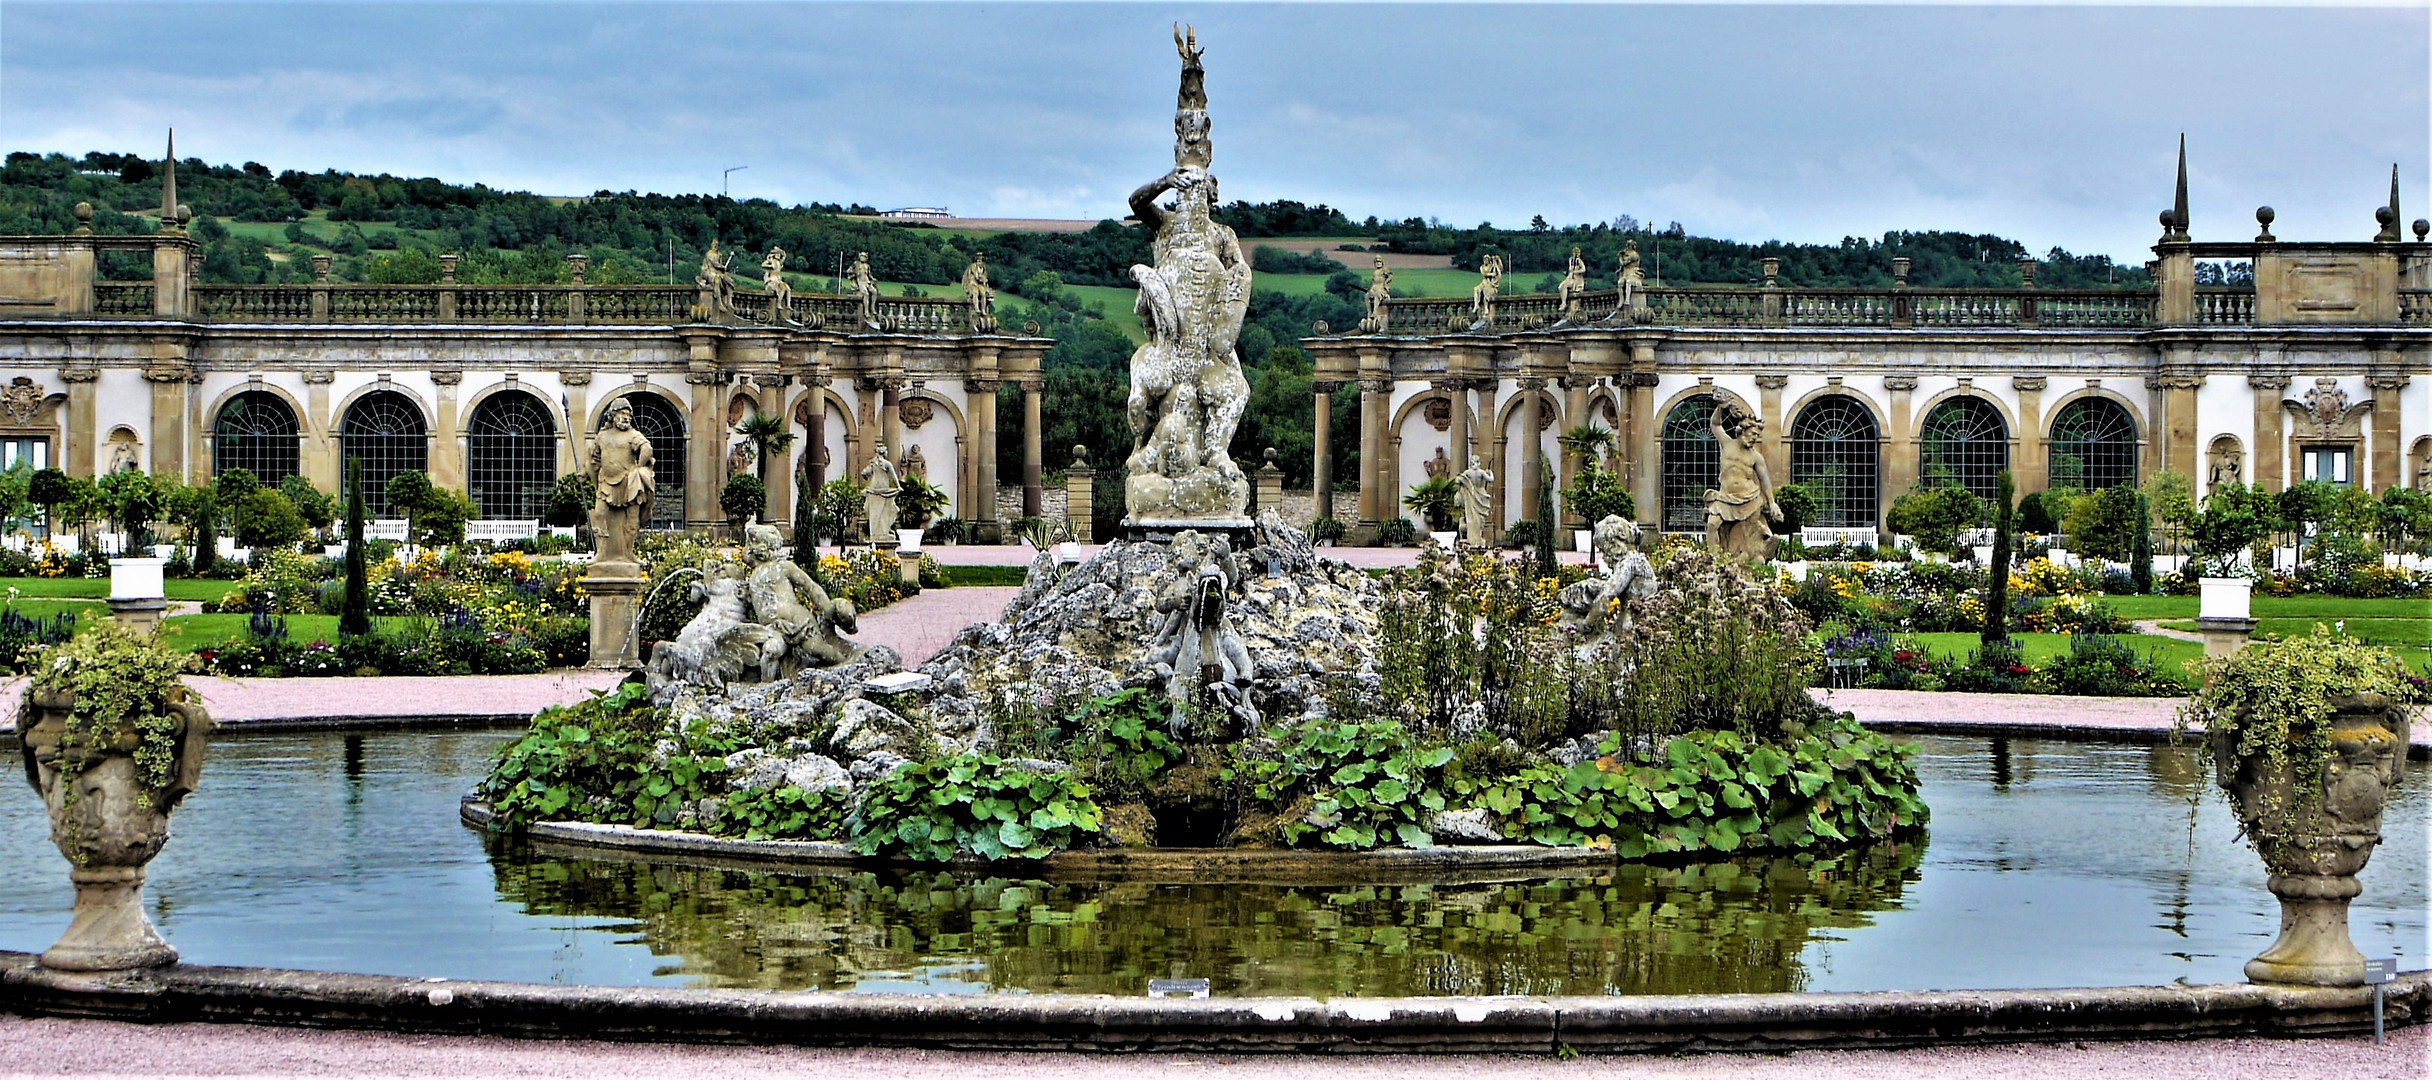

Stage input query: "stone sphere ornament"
[{"left": 18, "top": 628, "right": 213, "bottom": 972}]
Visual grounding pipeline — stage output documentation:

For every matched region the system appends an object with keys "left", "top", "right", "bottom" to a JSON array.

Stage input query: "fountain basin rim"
[
  {"left": 3, "top": 949, "right": 2422, "bottom": 1052},
  {"left": 461, "top": 797, "right": 1619, "bottom": 878}
]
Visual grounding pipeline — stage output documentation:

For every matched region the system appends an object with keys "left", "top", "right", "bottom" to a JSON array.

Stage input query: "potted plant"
[
  {"left": 893, "top": 475, "right": 950, "bottom": 555},
  {"left": 2180, "top": 630, "right": 2415, "bottom": 985},
  {"left": 18, "top": 625, "right": 212, "bottom": 971}
]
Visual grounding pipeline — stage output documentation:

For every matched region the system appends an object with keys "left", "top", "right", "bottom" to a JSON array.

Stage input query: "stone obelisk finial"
[
  {"left": 2168, "top": 134, "right": 2190, "bottom": 242},
  {"left": 159, "top": 130, "right": 183, "bottom": 236},
  {"left": 2377, "top": 164, "right": 2403, "bottom": 242}
]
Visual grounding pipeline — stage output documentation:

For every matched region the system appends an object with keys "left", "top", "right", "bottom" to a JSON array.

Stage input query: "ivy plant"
[{"left": 27, "top": 623, "right": 192, "bottom": 802}]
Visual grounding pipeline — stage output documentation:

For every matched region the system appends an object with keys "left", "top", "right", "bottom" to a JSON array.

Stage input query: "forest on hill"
[{"left": 0, "top": 148, "right": 2159, "bottom": 498}]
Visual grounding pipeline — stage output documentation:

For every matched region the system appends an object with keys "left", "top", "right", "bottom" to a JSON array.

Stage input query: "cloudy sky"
[{"left": 3, "top": 3, "right": 2424, "bottom": 259}]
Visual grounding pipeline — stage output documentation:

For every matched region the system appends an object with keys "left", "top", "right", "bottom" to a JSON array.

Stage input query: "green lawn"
[
  {"left": 0, "top": 576, "right": 232, "bottom": 601},
  {"left": 1904, "top": 632, "right": 2207, "bottom": 678},
  {"left": 157, "top": 613, "right": 369, "bottom": 652},
  {"left": 2155, "top": 618, "right": 2430, "bottom": 649},
  {"left": 2099, "top": 595, "right": 2430, "bottom": 621},
  {"left": 1062, "top": 284, "right": 1147, "bottom": 343},
  {"left": 938, "top": 564, "right": 1029, "bottom": 587}
]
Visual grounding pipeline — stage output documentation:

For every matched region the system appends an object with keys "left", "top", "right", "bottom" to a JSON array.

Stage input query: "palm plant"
[
  {"left": 1557, "top": 423, "right": 1614, "bottom": 464},
  {"left": 734, "top": 413, "right": 795, "bottom": 479},
  {"left": 1404, "top": 475, "right": 1460, "bottom": 533}
]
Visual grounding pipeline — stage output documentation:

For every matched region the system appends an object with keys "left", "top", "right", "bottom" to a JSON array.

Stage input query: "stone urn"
[
  {"left": 2213, "top": 692, "right": 2408, "bottom": 986},
  {"left": 18, "top": 683, "right": 212, "bottom": 971}
]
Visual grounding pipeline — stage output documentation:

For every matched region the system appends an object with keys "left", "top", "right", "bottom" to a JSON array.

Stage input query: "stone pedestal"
[
  {"left": 898, "top": 550, "right": 921, "bottom": 585},
  {"left": 49, "top": 860, "right": 177, "bottom": 972},
  {"left": 105, "top": 598, "right": 167, "bottom": 634},
  {"left": 107, "top": 556, "right": 167, "bottom": 633},
  {"left": 584, "top": 565, "right": 646, "bottom": 669},
  {"left": 2196, "top": 616, "right": 2255, "bottom": 661}
]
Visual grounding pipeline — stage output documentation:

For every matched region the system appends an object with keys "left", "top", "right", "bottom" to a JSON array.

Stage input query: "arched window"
[
  {"left": 609, "top": 392, "right": 688, "bottom": 528},
  {"left": 2048, "top": 397, "right": 2138, "bottom": 491},
  {"left": 1918, "top": 397, "right": 2009, "bottom": 503},
  {"left": 340, "top": 391, "right": 427, "bottom": 517},
  {"left": 1659, "top": 396, "right": 1719, "bottom": 532},
  {"left": 467, "top": 391, "right": 557, "bottom": 520},
  {"left": 1791, "top": 396, "right": 1880, "bottom": 528},
  {"left": 212, "top": 390, "right": 299, "bottom": 484}
]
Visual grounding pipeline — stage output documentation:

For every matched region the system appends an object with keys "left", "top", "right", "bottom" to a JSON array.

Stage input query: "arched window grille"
[
  {"left": 1918, "top": 396, "right": 2009, "bottom": 503},
  {"left": 211, "top": 390, "right": 299, "bottom": 484},
  {"left": 609, "top": 392, "right": 688, "bottom": 528},
  {"left": 1790, "top": 396, "right": 1881, "bottom": 528},
  {"left": 2047, "top": 398, "right": 2139, "bottom": 491},
  {"left": 467, "top": 391, "right": 557, "bottom": 520},
  {"left": 1659, "top": 396, "right": 1719, "bottom": 532},
  {"left": 339, "top": 391, "right": 427, "bottom": 517}
]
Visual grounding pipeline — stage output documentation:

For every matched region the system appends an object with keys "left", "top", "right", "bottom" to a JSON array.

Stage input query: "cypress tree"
[
  {"left": 2130, "top": 491, "right": 2155, "bottom": 595},
  {"left": 793, "top": 467, "right": 820, "bottom": 574},
  {"left": 1983, "top": 469, "right": 2015, "bottom": 647},
  {"left": 339, "top": 456, "right": 371, "bottom": 637},
  {"left": 1535, "top": 460, "right": 1558, "bottom": 579},
  {"left": 191, "top": 491, "right": 218, "bottom": 576}
]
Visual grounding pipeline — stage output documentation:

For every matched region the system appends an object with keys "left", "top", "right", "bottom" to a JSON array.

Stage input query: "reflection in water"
[{"left": 485, "top": 841, "right": 1926, "bottom": 997}]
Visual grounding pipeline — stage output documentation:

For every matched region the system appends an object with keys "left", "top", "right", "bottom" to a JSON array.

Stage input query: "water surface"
[{"left": 0, "top": 730, "right": 2420, "bottom": 996}]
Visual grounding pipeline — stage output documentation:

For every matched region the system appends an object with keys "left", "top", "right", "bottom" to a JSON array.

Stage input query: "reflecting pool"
[{"left": 0, "top": 730, "right": 2422, "bottom": 996}]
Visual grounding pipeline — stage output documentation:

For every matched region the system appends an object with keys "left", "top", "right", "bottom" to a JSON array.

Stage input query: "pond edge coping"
[{"left": 1, "top": 950, "right": 2422, "bottom": 1053}]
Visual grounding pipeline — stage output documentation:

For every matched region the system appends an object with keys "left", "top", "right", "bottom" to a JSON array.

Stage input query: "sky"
[{"left": 2, "top": 2, "right": 2425, "bottom": 261}]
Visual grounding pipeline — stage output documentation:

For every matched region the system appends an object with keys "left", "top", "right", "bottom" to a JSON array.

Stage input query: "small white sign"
[
  {"left": 862, "top": 672, "right": 933, "bottom": 696},
  {"left": 2365, "top": 958, "right": 2396, "bottom": 985}
]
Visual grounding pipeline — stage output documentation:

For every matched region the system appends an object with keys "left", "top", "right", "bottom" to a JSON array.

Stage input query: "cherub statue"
[
  {"left": 1363, "top": 256, "right": 1393, "bottom": 333},
  {"left": 648, "top": 558, "right": 785, "bottom": 694},
  {"left": 1558, "top": 515, "right": 1659, "bottom": 643},
  {"left": 741, "top": 523, "right": 860, "bottom": 670}
]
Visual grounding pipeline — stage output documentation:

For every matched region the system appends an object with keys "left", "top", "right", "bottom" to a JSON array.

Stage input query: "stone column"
[
  {"left": 1438, "top": 379, "right": 1469, "bottom": 472},
  {"left": 1476, "top": 379, "right": 1502, "bottom": 525},
  {"left": 1754, "top": 374, "right": 1789, "bottom": 487},
  {"left": 1626, "top": 343, "right": 1660, "bottom": 529},
  {"left": 2250, "top": 374, "right": 2289, "bottom": 494},
  {"left": 1020, "top": 379, "right": 1044, "bottom": 518},
  {"left": 965, "top": 378, "right": 1000, "bottom": 541},
  {"left": 2368, "top": 371, "right": 2409, "bottom": 492},
  {"left": 1312, "top": 381, "right": 1336, "bottom": 522},
  {"left": 1065, "top": 445, "right": 1093, "bottom": 542},
  {"left": 1883, "top": 375, "right": 1919, "bottom": 531},
  {"left": 59, "top": 367, "right": 97, "bottom": 478},
  {"left": 880, "top": 381, "right": 903, "bottom": 462},
  {"left": 2157, "top": 367, "right": 2203, "bottom": 482},
  {"left": 301, "top": 369, "right": 337, "bottom": 494},
  {"left": 150, "top": 239, "right": 192, "bottom": 319},
  {"left": 560, "top": 370, "right": 593, "bottom": 495},
  {"left": 1518, "top": 377, "right": 1546, "bottom": 532},
  {"left": 2010, "top": 377, "right": 2047, "bottom": 493},
  {"left": 144, "top": 366, "right": 189, "bottom": 482},
  {"left": 428, "top": 370, "right": 464, "bottom": 492},
  {"left": 1359, "top": 376, "right": 1390, "bottom": 527}
]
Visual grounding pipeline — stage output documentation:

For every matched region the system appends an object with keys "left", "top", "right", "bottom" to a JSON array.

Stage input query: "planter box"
[
  {"left": 1574, "top": 529, "right": 1593, "bottom": 555},
  {"left": 1430, "top": 531, "right": 1458, "bottom": 551},
  {"left": 897, "top": 528, "right": 924, "bottom": 556},
  {"left": 2199, "top": 577, "right": 2253, "bottom": 622},
  {"left": 108, "top": 556, "right": 165, "bottom": 601}
]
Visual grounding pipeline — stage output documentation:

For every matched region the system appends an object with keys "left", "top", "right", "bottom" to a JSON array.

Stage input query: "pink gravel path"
[
  {"left": 0, "top": 1015, "right": 2420, "bottom": 1079},
  {"left": 915, "top": 543, "right": 1586, "bottom": 569},
  {"left": 0, "top": 670, "right": 626, "bottom": 734},
  {"left": 856, "top": 586, "right": 1022, "bottom": 668},
  {"left": 1811, "top": 687, "right": 2432, "bottom": 752}
]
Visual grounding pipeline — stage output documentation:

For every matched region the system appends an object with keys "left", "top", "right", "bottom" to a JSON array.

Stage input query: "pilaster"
[
  {"left": 2250, "top": 374, "right": 2290, "bottom": 493},
  {"left": 59, "top": 367, "right": 98, "bottom": 479},
  {"left": 2368, "top": 369, "right": 2410, "bottom": 492},
  {"left": 1754, "top": 374, "right": 1789, "bottom": 487},
  {"left": 301, "top": 368, "right": 337, "bottom": 494},
  {"left": 428, "top": 368, "right": 464, "bottom": 491},
  {"left": 1883, "top": 374, "right": 1919, "bottom": 510},
  {"left": 2012, "top": 377, "right": 2047, "bottom": 493}
]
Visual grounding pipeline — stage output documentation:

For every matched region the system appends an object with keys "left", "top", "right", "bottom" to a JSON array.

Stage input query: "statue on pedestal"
[
  {"left": 1610, "top": 240, "right": 1645, "bottom": 320},
  {"left": 1558, "top": 515, "right": 1659, "bottom": 643},
  {"left": 761, "top": 246, "right": 794, "bottom": 323},
  {"left": 1363, "top": 256, "right": 1393, "bottom": 333},
  {"left": 850, "top": 251, "right": 880, "bottom": 330},
  {"left": 1424, "top": 445, "right": 1453, "bottom": 480},
  {"left": 587, "top": 399, "right": 655, "bottom": 570},
  {"left": 1469, "top": 254, "right": 1504, "bottom": 331},
  {"left": 1557, "top": 246, "right": 1588, "bottom": 323},
  {"left": 963, "top": 254, "right": 997, "bottom": 333},
  {"left": 692, "top": 240, "right": 735, "bottom": 323},
  {"left": 861, "top": 442, "right": 902, "bottom": 543},
  {"left": 1121, "top": 25, "right": 1255, "bottom": 528},
  {"left": 1704, "top": 401, "right": 1781, "bottom": 562},
  {"left": 1457, "top": 458, "right": 1495, "bottom": 547}
]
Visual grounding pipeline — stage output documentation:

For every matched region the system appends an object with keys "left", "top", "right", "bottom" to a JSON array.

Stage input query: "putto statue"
[
  {"left": 1121, "top": 26, "right": 1255, "bottom": 529},
  {"left": 861, "top": 441, "right": 902, "bottom": 544},
  {"left": 1556, "top": 246, "right": 1588, "bottom": 323},
  {"left": 1704, "top": 401, "right": 1782, "bottom": 562},
  {"left": 850, "top": 251, "right": 880, "bottom": 330},
  {"left": 1609, "top": 240, "right": 1646, "bottom": 321},
  {"left": 963, "top": 254, "right": 997, "bottom": 334},
  {"left": 1558, "top": 515, "right": 1659, "bottom": 643},
  {"left": 1469, "top": 254, "right": 1504, "bottom": 331},
  {"left": 1457, "top": 457, "right": 1495, "bottom": 547},
  {"left": 761, "top": 246, "right": 795, "bottom": 324},
  {"left": 647, "top": 527, "right": 862, "bottom": 698},
  {"left": 1362, "top": 255, "right": 1393, "bottom": 333},
  {"left": 1144, "top": 528, "right": 1260, "bottom": 735},
  {"left": 587, "top": 398, "right": 656, "bottom": 571}
]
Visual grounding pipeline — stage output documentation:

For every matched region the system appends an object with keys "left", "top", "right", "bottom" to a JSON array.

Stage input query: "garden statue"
[
  {"left": 850, "top": 251, "right": 880, "bottom": 329},
  {"left": 19, "top": 628, "right": 211, "bottom": 971},
  {"left": 692, "top": 240, "right": 735, "bottom": 322},
  {"left": 1558, "top": 515, "right": 1659, "bottom": 643},
  {"left": 1424, "top": 445, "right": 1453, "bottom": 480},
  {"left": 1144, "top": 528, "right": 1261, "bottom": 736},
  {"left": 1704, "top": 401, "right": 1782, "bottom": 562},
  {"left": 2416, "top": 446, "right": 2431, "bottom": 491},
  {"left": 760, "top": 246, "right": 794, "bottom": 323},
  {"left": 1121, "top": 25, "right": 1255, "bottom": 529},
  {"left": 963, "top": 254, "right": 997, "bottom": 333},
  {"left": 2207, "top": 440, "right": 2243, "bottom": 493},
  {"left": 1362, "top": 256, "right": 1393, "bottom": 333},
  {"left": 647, "top": 558, "right": 785, "bottom": 693},
  {"left": 901, "top": 443, "right": 928, "bottom": 481},
  {"left": 1469, "top": 254, "right": 1503, "bottom": 330},
  {"left": 587, "top": 399, "right": 656, "bottom": 572},
  {"left": 1556, "top": 246, "right": 1588, "bottom": 323},
  {"left": 861, "top": 442, "right": 902, "bottom": 544},
  {"left": 1457, "top": 457, "right": 1495, "bottom": 547},
  {"left": 1609, "top": 240, "right": 1645, "bottom": 320},
  {"left": 741, "top": 523, "right": 860, "bottom": 670}
]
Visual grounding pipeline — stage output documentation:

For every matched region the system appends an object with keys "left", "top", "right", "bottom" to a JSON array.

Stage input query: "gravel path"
[
  {"left": 0, "top": 1015, "right": 2420, "bottom": 1079},
  {"left": 914, "top": 543, "right": 1586, "bottom": 568},
  {"left": 856, "top": 586, "right": 1022, "bottom": 667}
]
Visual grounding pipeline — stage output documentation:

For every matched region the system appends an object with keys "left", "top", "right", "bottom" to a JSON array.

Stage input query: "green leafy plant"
[
  {"left": 1983, "top": 470, "right": 2015, "bottom": 646},
  {"left": 1404, "top": 475, "right": 1459, "bottom": 533},
  {"left": 544, "top": 473, "right": 595, "bottom": 531},
  {"left": 26, "top": 623, "right": 193, "bottom": 801},
  {"left": 1308, "top": 516, "right": 1346, "bottom": 544},
  {"left": 720, "top": 472, "right": 768, "bottom": 525},
  {"left": 894, "top": 474, "right": 950, "bottom": 531},
  {"left": 1373, "top": 516, "right": 1419, "bottom": 547},
  {"left": 1240, "top": 718, "right": 1453, "bottom": 850},
  {"left": 852, "top": 753, "right": 1104, "bottom": 860},
  {"left": 1772, "top": 483, "right": 1819, "bottom": 536},
  {"left": 278, "top": 475, "right": 336, "bottom": 535},
  {"left": 231, "top": 488, "right": 307, "bottom": 550},
  {"left": 1887, "top": 485, "right": 1984, "bottom": 557},
  {"left": 339, "top": 456, "right": 371, "bottom": 636}
]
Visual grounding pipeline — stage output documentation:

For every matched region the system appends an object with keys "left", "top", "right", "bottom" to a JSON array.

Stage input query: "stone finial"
[
  {"left": 2376, "top": 205, "right": 2399, "bottom": 241},
  {"left": 439, "top": 253, "right": 458, "bottom": 285},
  {"left": 2169, "top": 134, "right": 2190, "bottom": 241},
  {"left": 1890, "top": 257, "right": 1910, "bottom": 286},
  {"left": 2255, "top": 206, "right": 2276, "bottom": 242},
  {"left": 567, "top": 253, "right": 589, "bottom": 285},
  {"left": 71, "top": 202, "right": 93, "bottom": 236},
  {"left": 1262, "top": 446, "right": 1279, "bottom": 472},
  {"left": 1760, "top": 257, "right": 1780, "bottom": 286},
  {"left": 2017, "top": 258, "right": 2038, "bottom": 287},
  {"left": 1071, "top": 443, "right": 1089, "bottom": 467},
  {"left": 2415, "top": 219, "right": 2430, "bottom": 242},
  {"left": 310, "top": 254, "right": 332, "bottom": 284}
]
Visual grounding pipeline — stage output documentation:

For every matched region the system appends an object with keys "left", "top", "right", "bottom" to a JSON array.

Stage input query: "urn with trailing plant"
[
  {"left": 2181, "top": 629, "right": 2414, "bottom": 986},
  {"left": 17, "top": 625, "right": 210, "bottom": 971}
]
